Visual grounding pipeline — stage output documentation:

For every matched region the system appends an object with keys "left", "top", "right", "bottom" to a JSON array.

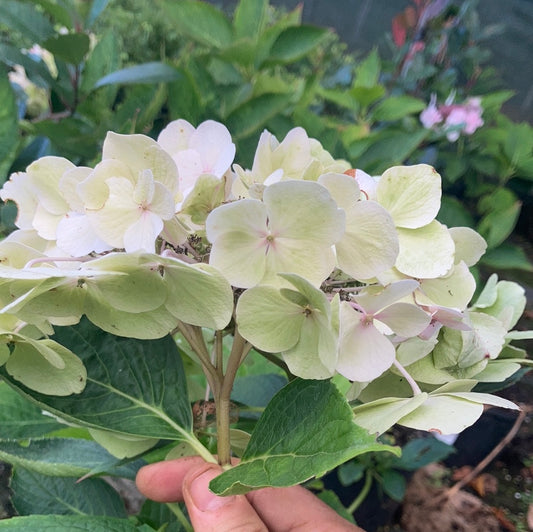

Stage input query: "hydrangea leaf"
[
  {"left": 377, "top": 164, "right": 441, "bottom": 228},
  {"left": 352, "top": 394, "right": 428, "bottom": 435},
  {"left": 415, "top": 261, "right": 476, "bottom": 309},
  {"left": 395, "top": 221, "right": 455, "bottom": 278},
  {"left": 210, "top": 379, "right": 399, "bottom": 495},
  {"left": 162, "top": 259, "right": 234, "bottom": 330},
  {"left": 5, "top": 338, "right": 86, "bottom": 396},
  {"left": 449, "top": 226, "right": 487, "bottom": 266}
]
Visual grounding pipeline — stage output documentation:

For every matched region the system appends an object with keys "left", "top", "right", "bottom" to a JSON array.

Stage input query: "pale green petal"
[
  {"left": 181, "top": 174, "right": 226, "bottom": 224},
  {"left": 208, "top": 231, "right": 268, "bottom": 288},
  {"left": 0, "top": 172, "right": 38, "bottom": 230},
  {"left": 416, "top": 261, "right": 476, "bottom": 309},
  {"left": 446, "top": 392, "right": 518, "bottom": 410},
  {"left": 263, "top": 237, "right": 337, "bottom": 287},
  {"left": 449, "top": 226, "right": 487, "bottom": 266},
  {"left": 6, "top": 339, "right": 86, "bottom": 396},
  {"left": 318, "top": 172, "right": 360, "bottom": 209},
  {"left": 352, "top": 394, "right": 428, "bottom": 435},
  {"left": 282, "top": 316, "right": 335, "bottom": 379},
  {"left": 206, "top": 198, "right": 267, "bottom": 240},
  {"left": 279, "top": 273, "right": 330, "bottom": 316},
  {"left": 162, "top": 260, "right": 234, "bottom": 330},
  {"left": 78, "top": 159, "right": 133, "bottom": 210},
  {"left": 376, "top": 302, "right": 430, "bottom": 337},
  {"left": 476, "top": 280, "right": 526, "bottom": 330},
  {"left": 337, "top": 302, "right": 395, "bottom": 381},
  {"left": 472, "top": 274, "right": 499, "bottom": 308},
  {"left": 59, "top": 166, "right": 92, "bottom": 212},
  {"left": 336, "top": 200, "right": 399, "bottom": 280},
  {"left": 398, "top": 395, "right": 483, "bottom": 434},
  {"left": 32, "top": 203, "right": 62, "bottom": 240},
  {"left": 396, "top": 336, "right": 438, "bottom": 366},
  {"left": 103, "top": 132, "right": 179, "bottom": 194},
  {"left": 0, "top": 343, "right": 9, "bottom": 365},
  {"left": 474, "top": 360, "right": 522, "bottom": 382},
  {"left": 265, "top": 180, "right": 344, "bottom": 243},
  {"left": 236, "top": 286, "right": 303, "bottom": 352},
  {"left": 377, "top": 164, "right": 441, "bottom": 229},
  {"left": 396, "top": 221, "right": 455, "bottom": 278},
  {"left": 27, "top": 156, "right": 74, "bottom": 215},
  {"left": 89, "top": 429, "right": 158, "bottom": 459}
]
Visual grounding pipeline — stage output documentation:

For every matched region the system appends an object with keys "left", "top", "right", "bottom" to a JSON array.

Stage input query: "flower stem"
[
  {"left": 392, "top": 359, "right": 422, "bottom": 395},
  {"left": 347, "top": 469, "right": 373, "bottom": 514}
]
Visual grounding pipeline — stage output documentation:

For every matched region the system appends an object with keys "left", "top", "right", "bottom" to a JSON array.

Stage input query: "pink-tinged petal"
[
  {"left": 375, "top": 302, "right": 431, "bottom": 337},
  {"left": 123, "top": 211, "right": 164, "bottom": 253},
  {"left": 157, "top": 119, "right": 195, "bottom": 153},
  {"left": 353, "top": 279, "right": 419, "bottom": 315},
  {"left": 189, "top": 120, "right": 235, "bottom": 177},
  {"left": 337, "top": 302, "right": 396, "bottom": 381}
]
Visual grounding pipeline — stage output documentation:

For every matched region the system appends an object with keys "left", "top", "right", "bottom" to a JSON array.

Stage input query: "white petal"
[
  {"left": 123, "top": 211, "right": 164, "bottom": 253},
  {"left": 449, "top": 226, "right": 487, "bottom": 266}
]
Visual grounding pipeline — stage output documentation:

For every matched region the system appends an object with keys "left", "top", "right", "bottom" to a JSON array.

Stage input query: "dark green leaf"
[
  {"left": 93, "top": 62, "right": 181, "bottom": 89},
  {"left": 267, "top": 25, "right": 329, "bottom": 65},
  {"left": 0, "top": 1, "right": 54, "bottom": 43},
  {"left": 210, "top": 379, "right": 399, "bottom": 495},
  {"left": 138, "top": 499, "right": 187, "bottom": 532},
  {"left": 477, "top": 201, "right": 522, "bottom": 249},
  {"left": 31, "top": 0, "right": 73, "bottom": 28},
  {"left": 0, "top": 319, "right": 193, "bottom": 441},
  {"left": 157, "top": 0, "right": 233, "bottom": 49},
  {"left": 0, "top": 68, "right": 19, "bottom": 182},
  {"left": 482, "top": 243, "right": 533, "bottom": 271},
  {"left": 167, "top": 72, "right": 202, "bottom": 124},
  {"left": 0, "top": 438, "right": 142, "bottom": 479},
  {"left": 371, "top": 96, "right": 426, "bottom": 121},
  {"left": 338, "top": 460, "right": 366, "bottom": 486},
  {"left": 233, "top": 0, "right": 268, "bottom": 40},
  {"left": 437, "top": 196, "right": 475, "bottom": 228},
  {"left": 380, "top": 469, "right": 406, "bottom": 501},
  {"left": 349, "top": 85, "right": 386, "bottom": 108},
  {"left": 504, "top": 123, "right": 533, "bottom": 165},
  {"left": 0, "top": 381, "right": 64, "bottom": 438},
  {"left": 391, "top": 438, "right": 455, "bottom": 471},
  {"left": 86, "top": 0, "right": 111, "bottom": 28},
  {"left": 43, "top": 33, "right": 91, "bottom": 65},
  {"left": 10, "top": 467, "right": 126, "bottom": 517},
  {"left": 226, "top": 93, "right": 292, "bottom": 139},
  {"left": 0, "top": 515, "right": 138, "bottom": 531}
]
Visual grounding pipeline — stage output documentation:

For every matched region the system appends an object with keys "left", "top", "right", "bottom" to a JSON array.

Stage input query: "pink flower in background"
[{"left": 420, "top": 94, "right": 484, "bottom": 142}]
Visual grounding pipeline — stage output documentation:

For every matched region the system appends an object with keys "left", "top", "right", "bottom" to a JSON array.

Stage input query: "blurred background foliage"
[{"left": 0, "top": 0, "right": 532, "bottom": 274}]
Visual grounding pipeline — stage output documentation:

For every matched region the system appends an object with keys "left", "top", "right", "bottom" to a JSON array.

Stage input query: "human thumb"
[{"left": 183, "top": 464, "right": 267, "bottom": 532}]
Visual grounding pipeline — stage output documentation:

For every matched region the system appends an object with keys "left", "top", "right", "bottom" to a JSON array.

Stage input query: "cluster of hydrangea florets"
[
  {"left": 420, "top": 93, "right": 484, "bottom": 142},
  {"left": 0, "top": 119, "right": 530, "bottom": 435}
]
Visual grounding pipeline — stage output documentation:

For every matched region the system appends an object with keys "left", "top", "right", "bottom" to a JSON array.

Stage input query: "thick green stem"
[{"left": 215, "top": 328, "right": 252, "bottom": 467}]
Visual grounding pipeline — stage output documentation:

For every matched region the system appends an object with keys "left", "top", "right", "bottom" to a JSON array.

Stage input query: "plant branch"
[{"left": 445, "top": 406, "right": 528, "bottom": 499}]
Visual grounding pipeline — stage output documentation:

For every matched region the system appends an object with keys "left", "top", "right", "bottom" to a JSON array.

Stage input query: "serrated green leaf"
[
  {"left": 371, "top": 96, "right": 425, "bottom": 121},
  {"left": 93, "top": 62, "right": 181, "bottom": 89},
  {"left": 0, "top": 515, "right": 137, "bottom": 530},
  {"left": 210, "top": 379, "right": 398, "bottom": 495},
  {"left": 11, "top": 467, "right": 126, "bottom": 517},
  {"left": 353, "top": 48, "right": 381, "bottom": 88},
  {"left": 267, "top": 25, "right": 329, "bottom": 65},
  {"left": 157, "top": 0, "right": 233, "bottom": 49},
  {"left": 226, "top": 92, "right": 292, "bottom": 139},
  {"left": 0, "top": 1, "right": 54, "bottom": 43},
  {"left": 0, "top": 438, "right": 141, "bottom": 479},
  {"left": 43, "top": 33, "right": 90, "bottom": 65},
  {"left": 0, "top": 319, "right": 197, "bottom": 442}
]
